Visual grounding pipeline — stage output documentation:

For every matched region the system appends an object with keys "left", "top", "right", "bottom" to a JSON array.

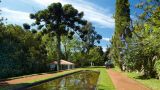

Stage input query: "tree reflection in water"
[{"left": 27, "top": 70, "right": 100, "bottom": 90}]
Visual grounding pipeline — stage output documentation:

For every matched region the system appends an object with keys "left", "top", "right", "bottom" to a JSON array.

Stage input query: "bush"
[
  {"left": 0, "top": 25, "right": 49, "bottom": 79},
  {"left": 154, "top": 60, "right": 160, "bottom": 79}
]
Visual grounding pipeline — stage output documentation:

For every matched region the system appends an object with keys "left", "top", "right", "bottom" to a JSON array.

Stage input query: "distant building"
[{"left": 50, "top": 60, "right": 75, "bottom": 71}]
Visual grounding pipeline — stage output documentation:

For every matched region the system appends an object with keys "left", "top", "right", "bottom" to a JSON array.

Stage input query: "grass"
[
  {"left": 113, "top": 67, "right": 160, "bottom": 90},
  {"left": 0, "top": 67, "right": 115, "bottom": 90},
  {"left": 96, "top": 67, "right": 115, "bottom": 90},
  {"left": 112, "top": 66, "right": 121, "bottom": 71},
  {"left": 84, "top": 66, "right": 115, "bottom": 90},
  {"left": 125, "top": 72, "right": 160, "bottom": 90}
]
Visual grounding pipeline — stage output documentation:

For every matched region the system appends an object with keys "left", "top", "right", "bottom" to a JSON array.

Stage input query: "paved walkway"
[{"left": 107, "top": 69, "right": 151, "bottom": 90}]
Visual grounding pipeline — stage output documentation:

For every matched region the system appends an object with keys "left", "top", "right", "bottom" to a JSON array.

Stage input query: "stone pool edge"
[{"left": 13, "top": 70, "right": 82, "bottom": 90}]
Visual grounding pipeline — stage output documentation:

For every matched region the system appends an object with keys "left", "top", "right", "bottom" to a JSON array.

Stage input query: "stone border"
[
  {"left": 13, "top": 70, "right": 100, "bottom": 90},
  {"left": 13, "top": 70, "right": 82, "bottom": 90}
]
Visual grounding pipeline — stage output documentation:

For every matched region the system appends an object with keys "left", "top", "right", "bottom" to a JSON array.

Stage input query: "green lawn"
[
  {"left": 113, "top": 67, "right": 160, "bottom": 90},
  {"left": 84, "top": 67, "right": 115, "bottom": 90},
  {"left": 125, "top": 72, "right": 160, "bottom": 90},
  {"left": 0, "top": 67, "right": 115, "bottom": 90}
]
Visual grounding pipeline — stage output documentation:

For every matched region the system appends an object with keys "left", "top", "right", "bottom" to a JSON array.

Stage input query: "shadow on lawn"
[
  {"left": 133, "top": 74, "right": 154, "bottom": 80},
  {"left": 134, "top": 76, "right": 148, "bottom": 80}
]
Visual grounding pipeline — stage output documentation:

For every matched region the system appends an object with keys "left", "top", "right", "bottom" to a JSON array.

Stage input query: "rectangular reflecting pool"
[{"left": 26, "top": 70, "right": 100, "bottom": 90}]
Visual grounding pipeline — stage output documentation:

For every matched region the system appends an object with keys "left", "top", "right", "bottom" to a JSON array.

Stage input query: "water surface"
[{"left": 26, "top": 70, "right": 100, "bottom": 90}]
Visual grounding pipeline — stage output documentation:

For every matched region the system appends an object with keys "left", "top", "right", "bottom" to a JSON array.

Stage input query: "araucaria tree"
[
  {"left": 111, "top": 0, "right": 131, "bottom": 70},
  {"left": 28, "top": 3, "right": 87, "bottom": 71}
]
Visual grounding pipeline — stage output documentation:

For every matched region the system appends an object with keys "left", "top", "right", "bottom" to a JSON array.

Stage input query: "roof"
[{"left": 51, "top": 60, "right": 74, "bottom": 65}]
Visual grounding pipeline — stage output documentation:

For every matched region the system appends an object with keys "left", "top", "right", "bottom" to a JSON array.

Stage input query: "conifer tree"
[{"left": 111, "top": 0, "right": 131, "bottom": 70}]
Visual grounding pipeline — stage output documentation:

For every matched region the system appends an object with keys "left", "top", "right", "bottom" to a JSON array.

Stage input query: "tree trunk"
[
  {"left": 119, "top": 56, "right": 124, "bottom": 71},
  {"left": 64, "top": 43, "right": 68, "bottom": 60},
  {"left": 56, "top": 34, "right": 62, "bottom": 71}
]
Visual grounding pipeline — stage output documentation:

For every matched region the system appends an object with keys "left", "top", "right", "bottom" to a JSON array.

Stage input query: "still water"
[{"left": 26, "top": 70, "right": 100, "bottom": 90}]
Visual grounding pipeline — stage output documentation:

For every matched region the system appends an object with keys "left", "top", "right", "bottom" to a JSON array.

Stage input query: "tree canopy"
[{"left": 0, "top": 2, "right": 104, "bottom": 79}]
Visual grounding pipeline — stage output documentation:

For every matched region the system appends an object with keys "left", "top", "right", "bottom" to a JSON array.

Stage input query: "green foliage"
[
  {"left": 61, "top": 35, "right": 103, "bottom": 67},
  {"left": 88, "top": 46, "right": 104, "bottom": 65},
  {"left": 123, "top": 22, "right": 160, "bottom": 77},
  {"left": 110, "top": 0, "right": 160, "bottom": 79},
  {"left": 115, "top": 0, "right": 131, "bottom": 37},
  {"left": 95, "top": 67, "right": 115, "bottom": 90},
  {"left": 154, "top": 60, "right": 160, "bottom": 78},
  {"left": 120, "top": 0, "right": 160, "bottom": 78},
  {"left": 81, "top": 22, "right": 102, "bottom": 48},
  {"left": 30, "top": 4, "right": 103, "bottom": 67},
  {"left": 29, "top": 2, "right": 87, "bottom": 71},
  {"left": 0, "top": 24, "right": 48, "bottom": 79},
  {"left": 124, "top": 71, "right": 160, "bottom": 90},
  {"left": 110, "top": 0, "right": 131, "bottom": 70},
  {"left": 0, "top": 2, "right": 104, "bottom": 79},
  {"left": 23, "top": 23, "right": 30, "bottom": 30}
]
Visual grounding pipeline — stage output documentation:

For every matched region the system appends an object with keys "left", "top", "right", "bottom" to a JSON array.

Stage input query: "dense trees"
[
  {"left": 123, "top": 0, "right": 160, "bottom": 78},
  {"left": 0, "top": 25, "right": 48, "bottom": 78},
  {"left": 110, "top": 0, "right": 160, "bottom": 78},
  {"left": 88, "top": 46, "right": 104, "bottom": 66},
  {"left": 46, "top": 25, "right": 103, "bottom": 68},
  {"left": 0, "top": 2, "right": 104, "bottom": 78}
]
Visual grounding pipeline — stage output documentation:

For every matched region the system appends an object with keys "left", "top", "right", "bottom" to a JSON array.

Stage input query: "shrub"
[{"left": 154, "top": 60, "right": 160, "bottom": 79}]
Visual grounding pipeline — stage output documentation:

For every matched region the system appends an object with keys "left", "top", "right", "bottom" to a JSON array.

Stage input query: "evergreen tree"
[
  {"left": 111, "top": 0, "right": 131, "bottom": 70},
  {"left": 27, "top": 3, "right": 87, "bottom": 71}
]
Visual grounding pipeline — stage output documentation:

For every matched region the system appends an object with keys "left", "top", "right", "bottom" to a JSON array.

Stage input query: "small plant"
[{"left": 154, "top": 60, "right": 160, "bottom": 79}]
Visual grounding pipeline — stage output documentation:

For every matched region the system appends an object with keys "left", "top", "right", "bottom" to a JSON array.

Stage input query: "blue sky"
[{"left": 0, "top": 0, "right": 139, "bottom": 51}]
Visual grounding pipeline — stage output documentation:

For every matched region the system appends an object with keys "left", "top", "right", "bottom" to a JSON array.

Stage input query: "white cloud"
[
  {"left": 1, "top": 7, "right": 33, "bottom": 24},
  {"left": 32, "top": 0, "right": 115, "bottom": 29},
  {"left": 102, "top": 47, "right": 107, "bottom": 52},
  {"left": 102, "top": 38, "right": 111, "bottom": 42},
  {"left": 33, "top": 0, "right": 60, "bottom": 5}
]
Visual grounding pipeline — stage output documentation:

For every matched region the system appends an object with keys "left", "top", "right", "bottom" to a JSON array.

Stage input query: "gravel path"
[{"left": 107, "top": 69, "right": 151, "bottom": 90}]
